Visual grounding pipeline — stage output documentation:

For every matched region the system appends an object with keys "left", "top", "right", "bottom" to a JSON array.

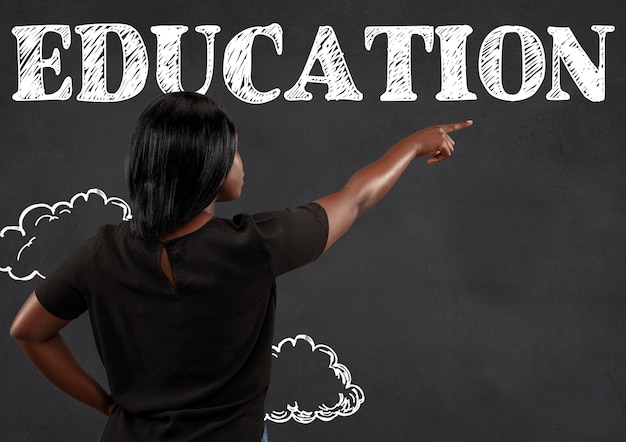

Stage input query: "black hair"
[{"left": 126, "top": 92, "right": 236, "bottom": 239}]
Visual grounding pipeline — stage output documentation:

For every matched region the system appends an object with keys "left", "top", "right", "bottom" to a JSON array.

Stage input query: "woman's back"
[{"left": 36, "top": 204, "right": 328, "bottom": 441}]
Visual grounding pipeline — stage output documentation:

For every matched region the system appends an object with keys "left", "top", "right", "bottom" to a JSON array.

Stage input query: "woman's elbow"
[
  {"left": 9, "top": 315, "right": 31, "bottom": 341},
  {"left": 9, "top": 291, "right": 65, "bottom": 343}
]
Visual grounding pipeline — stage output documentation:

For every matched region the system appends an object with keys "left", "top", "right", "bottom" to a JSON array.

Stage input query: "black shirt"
[{"left": 36, "top": 203, "right": 328, "bottom": 442}]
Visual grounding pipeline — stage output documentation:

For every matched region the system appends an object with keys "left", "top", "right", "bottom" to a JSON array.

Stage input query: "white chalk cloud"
[
  {"left": 265, "top": 334, "right": 365, "bottom": 424},
  {"left": 1, "top": 188, "right": 131, "bottom": 281}
]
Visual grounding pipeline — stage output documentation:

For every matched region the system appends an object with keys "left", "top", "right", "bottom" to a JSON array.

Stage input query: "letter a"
[{"left": 285, "top": 26, "right": 363, "bottom": 101}]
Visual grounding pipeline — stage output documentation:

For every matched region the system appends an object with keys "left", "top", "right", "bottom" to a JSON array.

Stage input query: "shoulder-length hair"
[{"left": 126, "top": 92, "right": 236, "bottom": 239}]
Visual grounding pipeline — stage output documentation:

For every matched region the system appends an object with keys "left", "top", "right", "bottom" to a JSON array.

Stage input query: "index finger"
[{"left": 440, "top": 120, "right": 473, "bottom": 133}]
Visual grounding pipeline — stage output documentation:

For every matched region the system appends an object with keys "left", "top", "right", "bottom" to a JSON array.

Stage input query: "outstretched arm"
[
  {"left": 10, "top": 292, "right": 116, "bottom": 416},
  {"left": 315, "top": 120, "right": 472, "bottom": 251}
]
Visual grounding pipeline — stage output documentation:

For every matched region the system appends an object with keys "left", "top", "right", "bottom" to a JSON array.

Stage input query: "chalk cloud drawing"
[
  {"left": 265, "top": 334, "right": 365, "bottom": 424},
  {"left": 0, "top": 188, "right": 131, "bottom": 281}
]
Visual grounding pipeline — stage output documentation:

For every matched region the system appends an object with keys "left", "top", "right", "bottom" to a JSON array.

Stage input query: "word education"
[{"left": 12, "top": 23, "right": 615, "bottom": 103}]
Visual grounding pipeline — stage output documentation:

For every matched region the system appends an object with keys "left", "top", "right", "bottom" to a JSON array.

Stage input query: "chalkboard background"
[{"left": 2, "top": 0, "right": 625, "bottom": 441}]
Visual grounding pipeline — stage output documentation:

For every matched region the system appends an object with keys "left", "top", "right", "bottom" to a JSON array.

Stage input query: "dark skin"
[{"left": 10, "top": 120, "right": 472, "bottom": 416}]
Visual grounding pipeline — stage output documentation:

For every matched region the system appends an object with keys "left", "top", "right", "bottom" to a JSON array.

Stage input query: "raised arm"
[{"left": 315, "top": 120, "right": 472, "bottom": 251}]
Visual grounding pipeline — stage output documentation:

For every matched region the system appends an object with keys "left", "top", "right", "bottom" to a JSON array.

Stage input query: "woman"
[{"left": 10, "top": 92, "right": 472, "bottom": 441}]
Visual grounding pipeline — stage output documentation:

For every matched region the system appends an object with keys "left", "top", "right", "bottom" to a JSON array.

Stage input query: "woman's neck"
[{"left": 159, "top": 202, "right": 216, "bottom": 242}]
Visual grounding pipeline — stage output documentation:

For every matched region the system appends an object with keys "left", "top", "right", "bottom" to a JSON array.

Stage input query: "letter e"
[{"left": 12, "top": 25, "right": 72, "bottom": 101}]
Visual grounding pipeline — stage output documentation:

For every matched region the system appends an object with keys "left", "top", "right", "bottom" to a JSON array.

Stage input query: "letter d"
[{"left": 75, "top": 24, "right": 148, "bottom": 102}]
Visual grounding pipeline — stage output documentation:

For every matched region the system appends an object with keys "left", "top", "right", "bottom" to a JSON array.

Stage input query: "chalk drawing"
[
  {"left": 12, "top": 23, "right": 614, "bottom": 102},
  {"left": 0, "top": 188, "right": 131, "bottom": 281},
  {"left": 265, "top": 334, "right": 365, "bottom": 424}
]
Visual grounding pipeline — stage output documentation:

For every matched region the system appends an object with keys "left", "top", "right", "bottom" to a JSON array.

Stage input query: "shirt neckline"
[{"left": 159, "top": 215, "right": 219, "bottom": 244}]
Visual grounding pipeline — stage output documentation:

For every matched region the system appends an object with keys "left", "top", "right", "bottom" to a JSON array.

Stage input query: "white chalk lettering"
[
  {"left": 284, "top": 26, "right": 363, "bottom": 101},
  {"left": 151, "top": 25, "right": 221, "bottom": 95},
  {"left": 12, "top": 25, "right": 73, "bottom": 101},
  {"left": 223, "top": 23, "right": 283, "bottom": 104},
  {"left": 546, "top": 25, "right": 615, "bottom": 102},
  {"left": 75, "top": 24, "right": 148, "bottom": 102},
  {"left": 479, "top": 25, "right": 545, "bottom": 102},
  {"left": 11, "top": 23, "right": 615, "bottom": 103},
  {"left": 435, "top": 25, "right": 477, "bottom": 101},
  {"left": 364, "top": 26, "right": 433, "bottom": 101}
]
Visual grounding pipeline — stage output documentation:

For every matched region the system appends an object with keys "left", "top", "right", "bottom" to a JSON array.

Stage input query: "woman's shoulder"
[
  {"left": 91, "top": 221, "right": 140, "bottom": 252},
  {"left": 245, "top": 202, "right": 327, "bottom": 224},
  {"left": 95, "top": 221, "right": 130, "bottom": 239}
]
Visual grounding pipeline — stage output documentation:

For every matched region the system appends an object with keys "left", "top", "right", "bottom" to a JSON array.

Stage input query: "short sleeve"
[
  {"left": 35, "top": 235, "right": 95, "bottom": 320},
  {"left": 252, "top": 203, "right": 328, "bottom": 276}
]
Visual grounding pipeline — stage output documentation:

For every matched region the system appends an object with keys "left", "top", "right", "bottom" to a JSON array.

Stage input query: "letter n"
[{"left": 546, "top": 25, "right": 615, "bottom": 102}]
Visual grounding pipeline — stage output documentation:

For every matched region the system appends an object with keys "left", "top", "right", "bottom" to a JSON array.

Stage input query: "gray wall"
[{"left": 2, "top": 1, "right": 625, "bottom": 441}]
